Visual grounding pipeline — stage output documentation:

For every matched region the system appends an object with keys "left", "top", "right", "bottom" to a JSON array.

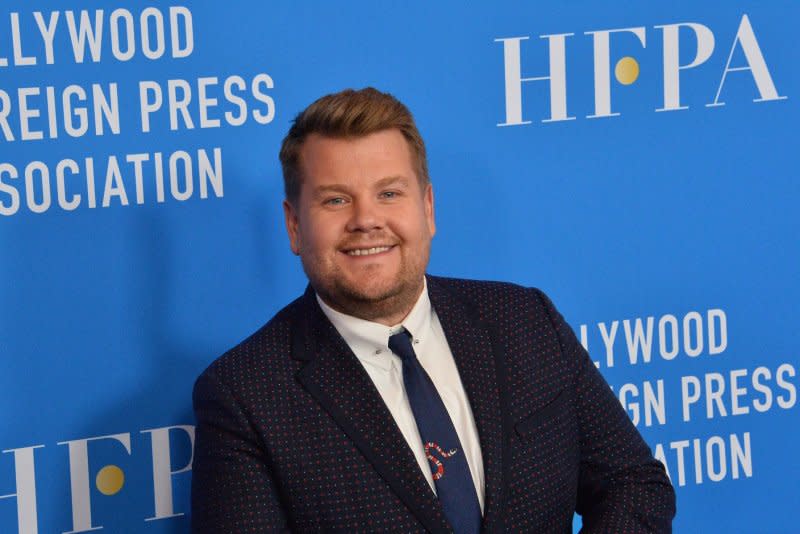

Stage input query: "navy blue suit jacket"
[{"left": 191, "top": 276, "right": 675, "bottom": 532}]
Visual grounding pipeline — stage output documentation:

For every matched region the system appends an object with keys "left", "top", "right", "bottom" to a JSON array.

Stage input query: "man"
[{"left": 191, "top": 88, "right": 675, "bottom": 533}]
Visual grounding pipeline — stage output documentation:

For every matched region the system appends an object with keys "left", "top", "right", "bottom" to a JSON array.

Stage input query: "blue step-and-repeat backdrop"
[{"left": 1, "top": 2, "right": 797, "bottom": 532}]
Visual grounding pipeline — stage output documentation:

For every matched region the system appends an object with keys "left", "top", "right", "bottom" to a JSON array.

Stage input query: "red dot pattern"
[{"left": 191, "top": 276, "right": 675, "bottom": 532}]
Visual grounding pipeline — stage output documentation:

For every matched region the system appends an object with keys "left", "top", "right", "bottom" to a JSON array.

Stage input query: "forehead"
[{"left": 298, "top": 129, "right": 416, "bottom": 186}]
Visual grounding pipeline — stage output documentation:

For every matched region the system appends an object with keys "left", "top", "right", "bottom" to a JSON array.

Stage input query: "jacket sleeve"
[
  {"left": 191, "top": 368, "right": 291, "bottom": 533},
  {"left": 536, "top": 289, "right": 676, "bottom": 533}
]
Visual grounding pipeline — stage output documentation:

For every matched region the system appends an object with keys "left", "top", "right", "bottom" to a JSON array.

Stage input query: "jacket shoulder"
[
  {"left": 195, "top": 294, "right": 305, "bottom": 389},
  {"left": 427, "top": 274, "right": 551, "bottom": 322},
  {"left": 427, "top": 274, "right": 574, "bottom": 370}
]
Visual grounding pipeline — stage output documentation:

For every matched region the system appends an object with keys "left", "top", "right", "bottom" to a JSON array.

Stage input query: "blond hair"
[{"left": 279, "top": 87, "right": 429, "bottom": 203}]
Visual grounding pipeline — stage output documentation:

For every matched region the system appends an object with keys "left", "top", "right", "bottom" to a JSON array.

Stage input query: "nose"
[{"left": 345, "top": 197, "right": 383, "bottom": 233}]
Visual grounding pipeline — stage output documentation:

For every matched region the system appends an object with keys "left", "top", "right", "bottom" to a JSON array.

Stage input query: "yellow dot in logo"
[
  {"left": 96, "top": 465, "right": 125, "bottom": 496},
  {"left": 615, "top": 56, "right": 640, "bottom": 85}
]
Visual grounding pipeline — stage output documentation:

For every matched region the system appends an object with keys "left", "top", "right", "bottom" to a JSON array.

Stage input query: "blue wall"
[{"left": 1, "top": 2, "right": 797, "bottom": 532}]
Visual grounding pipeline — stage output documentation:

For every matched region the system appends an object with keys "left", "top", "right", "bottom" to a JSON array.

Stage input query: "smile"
[{"left": 345, "top": 246, "right": 393, "bottom": 256}]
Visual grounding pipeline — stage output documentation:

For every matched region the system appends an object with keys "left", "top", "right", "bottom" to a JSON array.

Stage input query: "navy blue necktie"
[{"left": 388, "top": 330, "right": 482, "bottom": 534}]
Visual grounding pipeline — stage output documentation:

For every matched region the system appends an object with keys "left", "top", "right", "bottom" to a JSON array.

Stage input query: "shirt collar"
[{"left": 316, "top": 279, "right": 433, "bottom": 371}]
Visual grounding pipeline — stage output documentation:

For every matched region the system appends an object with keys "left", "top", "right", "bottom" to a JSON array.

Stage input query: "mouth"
[{"left": 342, "top": 245, "right": 394, "bottom": 257}]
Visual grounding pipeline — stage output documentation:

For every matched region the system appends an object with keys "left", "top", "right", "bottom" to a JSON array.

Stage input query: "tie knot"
[{"left": 388, "top": 330, "right": 416, "bottom": 363}]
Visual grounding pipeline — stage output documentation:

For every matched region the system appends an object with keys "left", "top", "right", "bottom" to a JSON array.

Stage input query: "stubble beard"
[{"left": 305, "top": 246, "right": 429, "bottom": 325}]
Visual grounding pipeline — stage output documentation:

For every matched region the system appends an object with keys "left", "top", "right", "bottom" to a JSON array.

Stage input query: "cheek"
[
  {"left": 409, "top": 208, "right": 434, "bottom": 239},
  {"left": 394, "top": 223, "right": 429, "bottom": 255},
  {"left": 300, "top": 217, "right": 339, "bottom": 256}
]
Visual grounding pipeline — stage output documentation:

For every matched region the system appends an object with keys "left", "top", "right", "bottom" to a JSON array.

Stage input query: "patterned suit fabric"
[{"left": 191, "top": 276, "right": 676, "bottom": 533}]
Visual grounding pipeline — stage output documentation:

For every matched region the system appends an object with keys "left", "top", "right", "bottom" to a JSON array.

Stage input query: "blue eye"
[
  {"left": 324, "top": 197, "right": 346, "bottom": 205},
  {"left": 380, "top": 191, "right": 397, "bottom": 199}
]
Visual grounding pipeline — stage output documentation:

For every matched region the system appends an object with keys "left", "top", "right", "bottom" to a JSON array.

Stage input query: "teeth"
[{"left": 347, "top": 246, "right": 391, "bottom": 256}]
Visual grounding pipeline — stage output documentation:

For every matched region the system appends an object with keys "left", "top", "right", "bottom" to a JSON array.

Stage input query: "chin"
[{"left": 344, "top": 281, "right": 403, "bottom": 303}]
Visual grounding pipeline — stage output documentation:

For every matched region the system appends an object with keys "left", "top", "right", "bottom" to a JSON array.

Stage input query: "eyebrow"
[{"left": 374, "top": 175, "right": 411, "bottom": 189}]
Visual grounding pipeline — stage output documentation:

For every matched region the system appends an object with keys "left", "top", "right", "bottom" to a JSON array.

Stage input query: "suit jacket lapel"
[
  {"left": 292, "top": 287, "right": 451, "bottom": 534},
  {"left": 427, "top": 277, "right": 508, "bottom": 533}
]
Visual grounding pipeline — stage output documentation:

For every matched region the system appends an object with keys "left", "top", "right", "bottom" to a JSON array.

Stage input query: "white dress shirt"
[{"left": 317, "top": 281, "right": 485, "bottom": 511}]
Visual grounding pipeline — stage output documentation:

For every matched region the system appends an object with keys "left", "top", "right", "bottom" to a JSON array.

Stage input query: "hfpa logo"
[
  {"left": 0, "top": 425, "right": 194, "bottom": 534},
  {"left": 495, "top": 14, "right": 786, "bottom": 125}
]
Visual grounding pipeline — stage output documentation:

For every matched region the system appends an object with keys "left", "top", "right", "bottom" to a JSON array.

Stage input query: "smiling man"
[
  {"left": 283, "top": 128, "right": 435, "bottom": 326},
  {"left": 191, "top": 88, "right": 675, "bottom": 533}
]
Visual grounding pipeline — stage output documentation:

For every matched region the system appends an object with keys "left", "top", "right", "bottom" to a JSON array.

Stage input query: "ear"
[
  {"left": 422, "top": 182, "right": 436, "bottom": 237},
  {"left": 283, "top": 199, "right": 301, "bottom": 255},
  {"left": 424, "top": 183, "right": 436, "bottom": 237}
]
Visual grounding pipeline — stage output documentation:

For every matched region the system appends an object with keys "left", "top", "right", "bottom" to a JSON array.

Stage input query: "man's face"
[{"left": 283, "top": 129, "right": 436, "bottom": 325}]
